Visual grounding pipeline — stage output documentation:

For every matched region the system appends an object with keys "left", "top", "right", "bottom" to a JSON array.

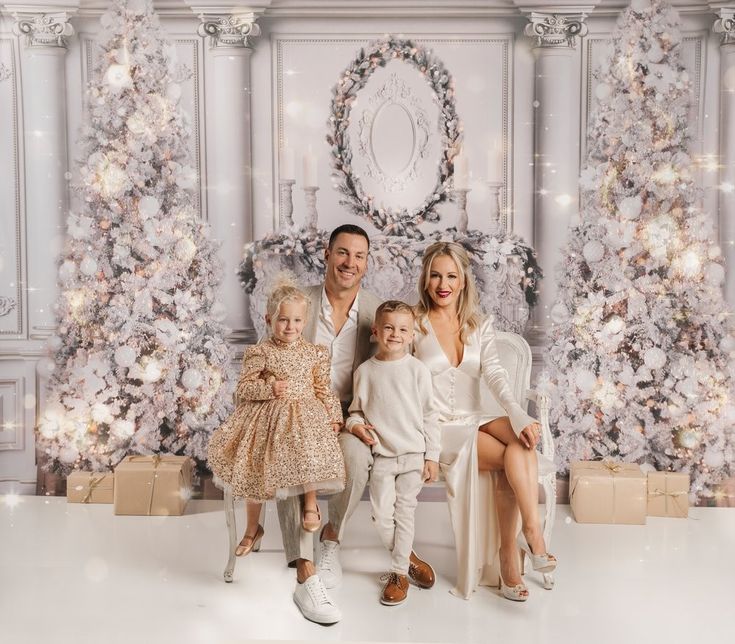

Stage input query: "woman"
[{"left": 413, "top": 241, "right": 556, "bottom": 601}]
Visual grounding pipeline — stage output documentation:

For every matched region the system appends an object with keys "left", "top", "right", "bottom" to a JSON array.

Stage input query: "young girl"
[{"left": 207, "top": 277, "right": 345, "bottom": 556}]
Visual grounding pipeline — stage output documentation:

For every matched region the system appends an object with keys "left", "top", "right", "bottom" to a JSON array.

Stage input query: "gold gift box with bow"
[
  {"left": 113, "top": 455, "right": 192, "bottom": 516},
  {"left": 67, "top": 471, "right": 114, "bottom": 504},
  {"left": 570, "top": 460, "right": 647, "bottom": 525},
  {"left": 647, "top": 471, "right": 689, "bottom": 518}
]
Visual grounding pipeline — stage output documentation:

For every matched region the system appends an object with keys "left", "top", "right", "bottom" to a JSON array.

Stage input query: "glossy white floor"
[{"left": 0, "top": 496, "right": 733, "bottom": 644}]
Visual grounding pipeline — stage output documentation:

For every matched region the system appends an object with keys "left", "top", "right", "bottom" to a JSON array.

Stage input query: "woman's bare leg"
[
  {"left": 477, "top": 431, "right": 524, "bottom": 589},
  {"left": 480, "top": 418, "right": 549, "bottom": 557}
]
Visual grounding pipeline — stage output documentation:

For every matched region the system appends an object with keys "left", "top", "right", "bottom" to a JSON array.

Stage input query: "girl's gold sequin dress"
[{"left": 208, "top": 337, "right": 345, "bottom": 501}]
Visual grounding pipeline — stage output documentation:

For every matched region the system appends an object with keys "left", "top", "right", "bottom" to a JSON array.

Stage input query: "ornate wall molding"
[
  {"left": 713, "top": 9, "right": 735, "bottom": 45},
  {"left": 0, "top": 297, "right": 16, "bottom": 317},
  {"left": 197, "top": 14, "right": 261, "bottom": 49},
  {"left": 0, "top": 376, "right": 24, "bottom": 451},
  {"left": 0, "top": 62, "right": 10, "bottom": 82},
  {"left": 0, "top": 37, "right": 23, "bottom": 336},
  {"left": 356, "top": 72, "right": 431, "bottom": 193},
  {"left": 12, "top": 12, "right": 74, "bottom": 48},
  {"left": 524, "top": 12, "right": 588, "bottom": 49}
]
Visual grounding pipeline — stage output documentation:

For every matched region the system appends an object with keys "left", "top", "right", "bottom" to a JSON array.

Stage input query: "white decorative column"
[
  {"left": 196, "top": 11, "right": 261, "bottom": 342},
  {"left": 714, "top": 8, "right": 735, "bottom": 306},
  {"left": 12, "top": 10, "right": 74, "bottom": 339},
  {"left": 524, "top": 11, "right": 588, "bottom": 344}
]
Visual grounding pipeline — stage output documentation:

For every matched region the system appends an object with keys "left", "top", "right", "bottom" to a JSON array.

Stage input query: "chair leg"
[
  {"left": 224, "top": 486, "right": 237, "bottom": 583},
  {"left": 541, "top": 475, "right": 556, "bottom": 590}
]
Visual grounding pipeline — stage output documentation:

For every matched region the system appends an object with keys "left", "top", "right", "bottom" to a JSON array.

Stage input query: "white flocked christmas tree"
[
  {"left": 544, "top": 0, "right": 735, "bottom": 500},
  {"left": 38, "top": 0, "right": 232, "bottom": 475}
]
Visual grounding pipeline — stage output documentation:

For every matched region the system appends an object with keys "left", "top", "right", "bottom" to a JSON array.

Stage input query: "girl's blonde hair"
[
  {"left": 415, "top": 241, "right": 481, "bottom": 343},
  {"left": 265, "top": 273, "right": 310, "bottom": 328}
]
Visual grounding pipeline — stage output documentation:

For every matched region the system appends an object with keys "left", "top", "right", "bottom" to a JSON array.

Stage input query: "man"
[{"left": 278, "top": 224, "right": 435, "bottom": 624}]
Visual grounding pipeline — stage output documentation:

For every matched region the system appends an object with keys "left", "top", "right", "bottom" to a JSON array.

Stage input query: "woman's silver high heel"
[
  {"left": 517, "top": 532, "right": 557, "bottom": 573},
  {"left": 499, "top": 575, "right": 529, "bottom": 602}
]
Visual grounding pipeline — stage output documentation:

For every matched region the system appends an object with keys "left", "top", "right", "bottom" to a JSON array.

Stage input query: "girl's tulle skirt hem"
[{"left": 212, "top": 474, "right": 344, "bottom": 503}]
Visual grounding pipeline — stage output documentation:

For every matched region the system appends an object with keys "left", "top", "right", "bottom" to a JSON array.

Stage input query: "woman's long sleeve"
[
  {"left": 479, "top": 317, "right": 537, "bottom": 437},
  {"left": 313, "top": 345, "right": 343, "bottom": 424},
  {"left": 235, "top": 345, "right": 276, "bottom": 402}
]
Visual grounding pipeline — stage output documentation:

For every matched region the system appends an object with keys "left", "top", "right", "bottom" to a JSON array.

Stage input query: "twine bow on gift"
[
  {"left": 649, "top": 487, "right": 687, "bottom": 515},
  {"left": 602, "top": 461, "right": 622, "bottom": 474},
  {"left": 82, "top": 475, "right": 105, "bottom": 504}
]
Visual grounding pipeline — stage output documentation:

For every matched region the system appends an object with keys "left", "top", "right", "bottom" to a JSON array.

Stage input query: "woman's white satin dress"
[{"left": 413, "top": 316, "right": 537, "bottom": 599}]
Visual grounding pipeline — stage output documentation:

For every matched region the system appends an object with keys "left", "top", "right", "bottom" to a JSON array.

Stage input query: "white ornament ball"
[
  {"left": 719, "top": 335, "right": 735, "bottom": 353},
  {"left": 704, "top": 262, "right": 725, "bottom": 285},
  {"left": 643, "top": 347, "right": 667, "bottom": 370},
  {"left": 575, "top": 369, "right": 597, "bottom": 394},
  {"left": 181, "top": 368, "right": 203, "bottom": 391},
  {"left": 105, "top": 64, "right": 132, "bottom": 90},
  {"left": 677, "top": 428, "right": 699, "bottom": 450},
  {"left": 604, "top": 316, "right": 625, "bottom": 335},
  {"left": 114, "top": 346, "right": 137, "bottom": 368},
  {"left": 175, "top": 237, "right": 196, "bottom": 262},
  {"left": 138, "top": 196, "right": 161, "bottom": 218},
  {"left": 59, "top": 260, "right": 77, "bottom": 283},
  {"left": 144, "top": 360, "right": 162, "bottom": 383},
  {"left": 111, "top": 418, "right": 135, "bottom": 438},
  {"left": 595, "top": 83, "right": 612, "bottom": 101},
  {"left": 47, "top": 335, "right": 63, "bottom": 351},
  {"left": 639, "top": 462, "right": 656, "bottom": 474},
  {"left": 618, "top": 195, "right": 642, "bottom": 220},
  {"left": 704, "top": 448, "right": 725, "bottom": 469},
  {"left": 647, "top": 42, "right": 664, "bottom": 64},
  {"left": 92, "top": 403, "right": 113, "bottom": 424},
  {"left": 36, "top": 357, "right": 56, "bottom": 376},
  {"left": 708, "top": 246, "right": 722, "bottom": 260},
  {"left": 583, "top": 240, "right": 605, "bottom": 263},
  {"left": 80, "top": 255, "right": 98, "bottom": 277},
  {"left": 59, "top": 446, "right": 80, "bottom": 464}
]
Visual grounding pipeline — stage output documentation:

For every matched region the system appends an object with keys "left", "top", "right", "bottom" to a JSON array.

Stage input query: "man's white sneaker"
[
  {"left": 293, "top": 575, "right": 342, "bottom": 624},
  {"left": 317, "top": 539, "right": 342, "bottom": 588}
]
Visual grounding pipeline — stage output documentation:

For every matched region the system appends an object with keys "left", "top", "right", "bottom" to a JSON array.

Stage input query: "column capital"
[
  {"left": 713, "top": 7, "right": 735, "bottom": 45},
  {"left": 196, "top": 11, "right": 261, "bottom": 50},
  {"left": 11, "top": 10, "right": 74, "bottom": 48},
  {"left": 523, "top": 11, "right": 589, "bottom": 49}
]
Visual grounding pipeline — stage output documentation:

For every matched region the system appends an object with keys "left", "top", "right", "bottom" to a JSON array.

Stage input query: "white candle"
[
  {"left": 280, "top": 147, "right": 295, "bottom": 181},
  {"left": 302, "top": 151, "right": 317, "bottom": 187},
  {"left": 487, "top": 145, "right": 503, "bottom": 183},
  {"left": 453, "top": 154, "right": 469, "bottom": 190}
]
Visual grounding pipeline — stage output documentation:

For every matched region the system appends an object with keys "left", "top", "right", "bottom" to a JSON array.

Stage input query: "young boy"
[{"left": 346, "top": 300, "right": 440, "bottom": 606}]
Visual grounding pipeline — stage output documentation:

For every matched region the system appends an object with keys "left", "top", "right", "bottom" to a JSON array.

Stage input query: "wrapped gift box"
[
  {"left": 570, "top": 461, "right": 647, "bottom": 525},
  {"left": 67, "top": 471, "right": 114, "bottom": 504},
  {"left": 647, "top": 471, "right": 689, "bottom": 518},
  {"left": 114, "top": 455, "right": 192, "bottom": 516}
]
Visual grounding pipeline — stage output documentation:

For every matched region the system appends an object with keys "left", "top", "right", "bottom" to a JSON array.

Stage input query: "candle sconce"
[
  {"left": 303, "top": 186, "right": 319, "bottom": 231},
  {"left": 278, "top": 179, "right": 296, "bottom": 229},
  {"left": 487, "top": 181, "right": 504, "bottom": 235}
]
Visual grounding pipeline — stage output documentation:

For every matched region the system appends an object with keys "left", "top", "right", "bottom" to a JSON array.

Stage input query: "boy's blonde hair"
[
  {"left": 265, "top": 273, "right": 310, "bottom": 323},
  {"left": 374, "top": 300, "right": 415, "bottom": 326},
  {"left": 415, "top": 241, "right": 481, "bottom": 343}
]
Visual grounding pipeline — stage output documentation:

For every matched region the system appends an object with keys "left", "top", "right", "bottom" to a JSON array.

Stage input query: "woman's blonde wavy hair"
[
  {"left": 415, "top": 241, "right": 481, "bottom": 344},
  {"left": 265, "top": 272, "right": 310, "bottom": 333}
]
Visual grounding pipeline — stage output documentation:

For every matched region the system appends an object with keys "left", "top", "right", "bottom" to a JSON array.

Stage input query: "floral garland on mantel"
[{"left": 327, "top": 37, "right": 461, "bottom": 240}]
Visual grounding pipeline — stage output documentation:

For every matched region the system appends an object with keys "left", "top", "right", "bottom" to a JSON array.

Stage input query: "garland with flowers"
[{"left": 327, "top": 37, "right": 461, "bottom": 240}]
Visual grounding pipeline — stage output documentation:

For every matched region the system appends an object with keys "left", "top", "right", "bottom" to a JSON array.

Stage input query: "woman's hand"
[
  {"left": 331, "top": 422, "right": 342, "bottom": 433},
  {"left": 423, "top": 460, "right": 439, "bottom": 483},
  {"left": 272, "top": 380, "right": 288, "bottom": 397},
  {"left": 349, "top": 423, "right": 377, "bottom": 446},
  {"left": 519, "top": 422, "right": 541, "bottom": 449}
]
